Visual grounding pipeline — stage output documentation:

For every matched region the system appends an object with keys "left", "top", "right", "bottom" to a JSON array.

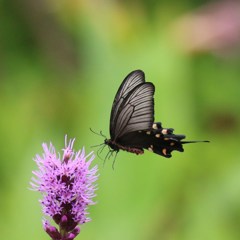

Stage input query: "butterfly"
[{"left": 96, "top": 70, "right": 208, "bottom": 159}]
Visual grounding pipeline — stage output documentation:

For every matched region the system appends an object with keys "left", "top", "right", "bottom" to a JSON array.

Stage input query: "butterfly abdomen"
[
  {"left": 105, "top": 139, "right": 144, "bottom": 155},
  {"left": 117, "top": 145, "right": 144, "bottom": 155}
]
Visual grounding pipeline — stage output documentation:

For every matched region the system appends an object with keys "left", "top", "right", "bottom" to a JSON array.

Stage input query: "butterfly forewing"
[
  {"left": 110, "top": 70, "right": 146, "bottom": 139},
  {"left": 114, "top": 83, "right": 155, "bottom": 139}
]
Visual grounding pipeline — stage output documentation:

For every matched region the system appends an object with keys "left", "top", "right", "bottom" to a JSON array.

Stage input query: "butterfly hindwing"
[
  {"left": 145, "top": 122, "right": 185, "bottom": 157},
  {"left": 118, "top": 122, "right": 186, "bottom": 158}
]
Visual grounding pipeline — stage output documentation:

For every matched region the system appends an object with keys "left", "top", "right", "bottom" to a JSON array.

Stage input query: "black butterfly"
[{"left": 101, "top": 70, "right": 208, "bottom": 158}]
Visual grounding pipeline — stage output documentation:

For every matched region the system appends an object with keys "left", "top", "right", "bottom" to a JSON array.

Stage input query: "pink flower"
[{"left": 30, "top": 136, "right": 99, "bottom": 239}]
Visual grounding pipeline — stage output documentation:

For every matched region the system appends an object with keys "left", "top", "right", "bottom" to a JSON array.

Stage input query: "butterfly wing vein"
[{"left": 110, "top": 70, "right": 155, "bottom": 140}]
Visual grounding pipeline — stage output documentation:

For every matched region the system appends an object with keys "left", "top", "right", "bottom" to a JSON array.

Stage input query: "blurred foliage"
[{"left": 0, "top": 0, "right": 240, "bottom": 240}]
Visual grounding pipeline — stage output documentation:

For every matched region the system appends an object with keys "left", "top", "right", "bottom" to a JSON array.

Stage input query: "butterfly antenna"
[
  {"left": 90, "top": 128, "right": 106, "bottom": 138},
  {"left": 100, "top": 131, "right": 107, "bottom": 138},
  {"left": 91, "top": 143, "right": 105, "bottom": 148}
]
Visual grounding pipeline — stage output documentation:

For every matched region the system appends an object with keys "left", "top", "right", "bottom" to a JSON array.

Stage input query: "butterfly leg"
[
  {"left": 112, "top": 151, "right": 118, "bottom": 170},
  {"left": 104, "top": 148, "right": 112, "bottom": 166}
]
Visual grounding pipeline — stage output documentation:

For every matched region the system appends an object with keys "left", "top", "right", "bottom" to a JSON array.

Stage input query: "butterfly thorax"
[
  {"left": 105, "top": 139, "right": 144, "bottom": 155},
  {"left": 105, "top": 139, "right": 119, "bottom": 151}
]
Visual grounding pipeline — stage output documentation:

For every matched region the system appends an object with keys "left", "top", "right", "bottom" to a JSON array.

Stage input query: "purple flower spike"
[{"left": 31, "top": 136, "right": 99, "bottom": 240}]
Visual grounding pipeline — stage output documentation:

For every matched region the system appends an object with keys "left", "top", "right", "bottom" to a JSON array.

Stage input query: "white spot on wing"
[
  {"left": 162, "top": 148, "right": 167, "bottom": 155},
  {"left": 162, "top": 129, "right": 168, "bottom": 134},
  {"left": 148, "top": 147, "right": 153, "bottom": 152}
]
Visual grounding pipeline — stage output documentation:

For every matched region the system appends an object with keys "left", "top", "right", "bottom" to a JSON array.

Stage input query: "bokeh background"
[{"left": 1, "top": 0, "right": 240, "bottom": 239}]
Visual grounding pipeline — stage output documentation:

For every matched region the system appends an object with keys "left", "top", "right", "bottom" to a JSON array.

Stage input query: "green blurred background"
[{"left": 1, "top": 0, "right": 240, "bottom": 239}]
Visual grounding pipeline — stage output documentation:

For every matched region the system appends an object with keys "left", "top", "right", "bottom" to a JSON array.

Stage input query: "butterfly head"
[{"left": 104, "top": 139, "right": 119, "bottom": 152}]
